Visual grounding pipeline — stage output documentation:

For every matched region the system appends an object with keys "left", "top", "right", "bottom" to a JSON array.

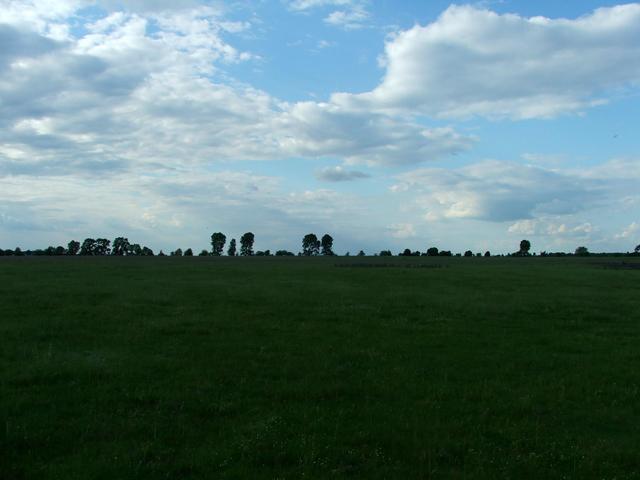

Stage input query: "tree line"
[{"left": 1, "top": 234, "right": 639, "bottom": 258}]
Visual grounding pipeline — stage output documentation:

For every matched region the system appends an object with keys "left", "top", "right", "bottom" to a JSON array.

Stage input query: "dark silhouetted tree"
[
  {"left": 67, "top": 240, "right": 80, "bottom": 256},
  {"left": 240, "top": 232, "right": 254, "bottom": 256},
  {"left": 14, "top": 247, "right": 23, "bottom": 256},
  {"left": 112, "top": 237, "right": 130, "bottom": 256},
  {"left": 172, "top": 248, "right": 183, "bottom": 256},
  {"left": 80, "top": 238, "right": 96, "bottom": 256},
  {"left": 211, "top": 232, "right": 226, "bottom": 256},
  {"left": 184, "top": 248, "right": 193, "bottom": 256},
  {"left": 400, "top": 248, "right": 411, "bottom": 256},
  {"left": 635, "top": 244, "right": 640, "bottom": 254},
  {"left": 519, "top": 239, "right": 531, "bottom": 256},
  {"left": 379, "top": 250, "right": 392, "bottom": 256},
  {"left": 464, "top": 250, "right": 473, "bottom": 257},
  {"left": 129, "top": 244, "right": 142, "bottom": 256},
  {"left": 95, "top": 238, "right": 111, "bottom": 256},
  {"left": 484, "top": 251, "right": 491, "bottom": 257},
  {"left": 302, "top": 234, "right": 320, "bottom": 256},
  {"left": 321, "top": 234, "right": 334, "bottom": 256},
  {"left": 426, "top": 247, "right": 439, "bottom": 256},
  {"left": 141, "top": 247, "right": 154, "bottom": 256},
  {"left": 158, "top": 250, "right": 166, "bottom": 256},
  {"left": 357, "top": 250, "right": 366, "bottom": 256},
  {"left": 439, "top": 250, "right": 452, "bottom": 256},
  {"left": 575, "top": 246, "right": 589, "bottom": 256},
  {"left": 198, "top": 249, "right": 208, "bottom": 256},
  {"left": 275, "top": 250, "right": 294, "bottom": 256},
  {"left": 227, "top": 238, "right": 237, "bottom": 256}
]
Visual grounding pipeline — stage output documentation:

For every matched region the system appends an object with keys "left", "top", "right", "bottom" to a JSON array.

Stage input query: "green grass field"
[{"left": 2, "top": 256, "right": 639, "bottom": 479}]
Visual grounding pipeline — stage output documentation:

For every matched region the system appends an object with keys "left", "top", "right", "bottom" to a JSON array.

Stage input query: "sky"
[{"left": 1, "top": 0, "right": 639, "bottom": 254}]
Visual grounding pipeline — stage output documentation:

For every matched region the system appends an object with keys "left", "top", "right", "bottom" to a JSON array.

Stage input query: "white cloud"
[
  {"left": 615, "top": 221, "right": 639, "bottom": 239},
  {"left": 315, "top": 166, "right": 369, "bottom": 182},
  {"left": 392, "top": 159, "right": 639, "bottom": 223},
  {"left": 287, "top": 0, "right": 355, "bottom": 12},
  {"left": 333, "top": 4, "right": 640, "bottom": 119},
  {"left": 388, "top": 223, "right": 416, "bottom": 239},
  {"left": 324, "top": 4, "right": 369, "bottom": 30},
  {"left": 286, "top": 0, "right": 370, "bottom": 29}
]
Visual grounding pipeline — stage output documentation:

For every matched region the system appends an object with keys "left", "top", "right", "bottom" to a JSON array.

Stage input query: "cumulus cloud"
[
  {"left": 392, "top": 159, "right": 640, "bottom": 223},
  {"left": 333, "top": 4, "right": 640, "bottom": 119},
  {"left": 315, "top": 166, "right": 369, "bottom": 182},
  {"left": 0, "top": 4, "right": 470, "bottom": 179}
]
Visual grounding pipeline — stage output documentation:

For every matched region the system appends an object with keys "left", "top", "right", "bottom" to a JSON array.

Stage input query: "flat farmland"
[{"left": 1, "top": 256, "right": 639, "bottom": 479}]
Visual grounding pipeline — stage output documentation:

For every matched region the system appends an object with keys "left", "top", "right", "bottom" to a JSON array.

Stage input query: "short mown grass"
[{"left": 1, "top": 256, "right": 639, "bottom": 478}]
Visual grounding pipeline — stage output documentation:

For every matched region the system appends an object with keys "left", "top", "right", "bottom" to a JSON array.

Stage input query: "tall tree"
[
  {"left": 240, "top": 232, "right": 254, "bottom": 256},
  {"left": 519, "top": 239, "right": 531, "bottom": 255},
  {"left": 95, "top": 238, "right": 111, "bottom": 256},
  {"left": 184, "top": 248, "right": 193, "bottom": 256},
  {"left": 128, "top": 243, "right": 142, "bottom": 256},
  {"left": 211, "top": 232, "right": 226, "bottom": 256},
  {"left": 67, "top": 240, "right": 80, "bottom": 256},
  {"left": 80, "top": 238, "right": 96, "bottom": 256},
  {"left": 302, "top": 234, "right": 320, "bottom": 256},
  {"left": 320, "top": 234, "right": 334, "bottom": 256},
  {"left": 227, "top": 238, "right": 237, "bottom": 256},
  {"left": 112, "top": 237, "right": 130, "bottom": 256}
]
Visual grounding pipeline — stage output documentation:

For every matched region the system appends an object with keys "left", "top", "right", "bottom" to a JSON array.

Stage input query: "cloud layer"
[{"left": 335, "top": 4, "right": 640, "bottom": 119}]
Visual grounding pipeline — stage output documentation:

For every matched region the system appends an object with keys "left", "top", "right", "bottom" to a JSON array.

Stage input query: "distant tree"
[
  {"left": 240, "top": 232, "right": 255, "bottom": 256},
  {"left": 484, "top": 251, "right": 491, "bottom": 257},
  {"left": 255, "top": 250, "right": 272, "bottom": 256},
  {"left": 158, "top": 250, "right": 166, "bottom": 256},
  {"left": 519, "top": 239, "right": 531, "bottom": 256},
  {"left": 14, "top": 247, "right": 24, "bottom": 256},
  {"left": 112, "top": 237, "right": 130, "bottom": 256},
  {"left": 400, "top": 248, "right": 412, "bottom": 256},
  {"left": 426, "top": 247, "right": 439, "bottom": 256},
  {"left": 198, "top": 249, "right": 209, "bottom": 256},
  {"left": 575, "top": 246, "right": 590, "bottom": 256},
  {"left": 379, "top": 250, "right": 392, "bottom": 256},
  {"left": 439, "top": 250, "right": 452, "bottom": 256},
  {"left": 345, "top": 252, "right": 350, "bottom": 256},
  {"left": 464, "top": 250, "right": 473, "bottom": 257},
  {"left": 80, "top": 238, "right": 97, "bottom": 256},
  {"left": 0, "top": 249, "right": 4, "bottom": 256},
  {"left": 211, "top": 232, "right": 226, "bottom": 256},
  {"left": 275, "top": 250, "right": 294, "bottom": 256},
  {"left": 357, "top": 250, "right": 366, "bottom": 256},
  {"left": 227, "top": 238, "right": 237, "bottom": 257},
  {"left": 302, "top": 234, "right": 321, "bottom": 256},
  {"left": 321, "top": 234, "right": 334, "bottom": 256},
  {"left": 476, "top": 253, "right": 482, "bottom": 257},
  {"left": 172, "top": 248, "right": 183, "bottom": 256},
  {"left": 412, "top": 251, "right": 421, "bottom": 256},
  {"left": 67, "top": 240, "right": 80, "bottom": 256},
  {"left": 635, "top": 244, "right": 640, "bottom": 255},
  {"left": 141, "top": 247, "right": 154, "bottom": 256},
  {"left": 129, "top": 243, "right": 142, "bottom": 256},
  {"left": 184, "top": 248, "right": 193, "bottom": 256},
  {"left": 54, "top": 246, "right": 65, "bottom": 256},
  {"left": 95, "top": 238, "right": 111, "bottom": 256}
]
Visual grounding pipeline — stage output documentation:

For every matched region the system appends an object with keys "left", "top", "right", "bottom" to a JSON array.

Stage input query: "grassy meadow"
[{"left": 1, "top": 256, "right": 640, "bottom": 479}]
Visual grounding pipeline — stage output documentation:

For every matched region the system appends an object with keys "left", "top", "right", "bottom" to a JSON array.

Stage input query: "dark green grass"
[{"left": 1, "top": 256, "right": 639, "bottom": 479}]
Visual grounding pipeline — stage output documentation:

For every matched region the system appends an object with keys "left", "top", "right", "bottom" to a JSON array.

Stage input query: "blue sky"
[{"left": 1, "top": 0, "right": 639, "bottom": 254}]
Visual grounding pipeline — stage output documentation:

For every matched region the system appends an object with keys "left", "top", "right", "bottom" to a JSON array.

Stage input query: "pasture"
[{"left": 1, "top": 256, "right": 639, "bottom": 478}]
